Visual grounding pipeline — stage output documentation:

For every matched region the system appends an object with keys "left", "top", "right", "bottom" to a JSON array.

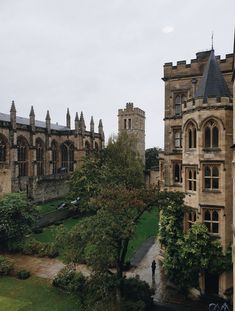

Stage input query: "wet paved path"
[
  {"left": 127, "top": 238, "right": 209, "bottom": 311},
  {"left": 5, "top": 253, "right": 90, "bottom": 279}
]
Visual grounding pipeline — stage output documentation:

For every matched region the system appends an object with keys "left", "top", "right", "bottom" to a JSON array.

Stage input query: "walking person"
[{"left": 151, "top": 260, "right": 156, "bottom": 277}]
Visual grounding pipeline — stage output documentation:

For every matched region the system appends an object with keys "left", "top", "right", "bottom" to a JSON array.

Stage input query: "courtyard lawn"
[
  {"left": 32, "top": 217, "right": 81, "bottom": 243},
  {"left": 0, "top": 296, "right": 31, "bottom": 311},
  {"left": 126, "top": 207, "right": 159, "bottom": 261},
  {"left": 36, "top": 199, "right": 66, "bottom": 215},
  {"left": 32, "top": 207, "right": 159, "bottom": 262},
  {"left": 0, "top": 276, "right": 80, "bottom": 311}
]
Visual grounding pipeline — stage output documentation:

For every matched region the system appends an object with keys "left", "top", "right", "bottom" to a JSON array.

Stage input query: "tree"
[
  {"left": 68, "top": 132, "right": 145, "bottom": 212},
  {"left": 145, "top": 147, "right": 159, "bottom": 171},
  {"left": 159, "top": 193, "right": 231, "bottom": 292},
  {"left": 59, "top": 132, "right": 159, "bottom": 309},
  {"left": 58, "top": 185, "right": 158, "bottom": 307},
  {"left": 0, "top": 192, "right": 37, "bottom": 249}
]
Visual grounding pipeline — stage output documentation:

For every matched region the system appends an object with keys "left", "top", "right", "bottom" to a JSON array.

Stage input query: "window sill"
[
  {"left": 172, "top": 148, "right": 182, "bottom": 153},
  {"left": 203, "top": 148, "right": 221, "bottom": 153},
  {"left": 203, "top": 189, "right": 221, "bottom": 193},
  {"left": 186, "top": 191, "right": 196, "bottom": 195},
  {"left": 173, "top": 183, "right": 182, "bottom": 187},
  {"left": 186, "top": 148, "right": 196, "bottom": 152}
]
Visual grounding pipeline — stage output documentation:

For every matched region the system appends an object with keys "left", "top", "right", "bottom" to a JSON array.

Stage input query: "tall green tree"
[
  {"left": 68, "top": 132, "right": 144, "bottom": 212},
  {"left": 58, "top": 185, "right": 158, "bottom": 307},
  {"left": 145, "top": 147, "right": 159, "bottom": 170}
]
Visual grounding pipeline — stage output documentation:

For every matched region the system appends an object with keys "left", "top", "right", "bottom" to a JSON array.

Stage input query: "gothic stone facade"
[
  {"left": 161, "top": 49, "right": 234, "bottom": 296},
  {"left": 0, "top": 103, "right": 104, "bottom": 202},
  {"left": 118, "top": 102, "right": 145, "bottom": 162}
]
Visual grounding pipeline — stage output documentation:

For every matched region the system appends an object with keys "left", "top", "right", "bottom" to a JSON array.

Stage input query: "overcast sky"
[{"left": 0, "top": 0, "right": 234, "bottom": 148}]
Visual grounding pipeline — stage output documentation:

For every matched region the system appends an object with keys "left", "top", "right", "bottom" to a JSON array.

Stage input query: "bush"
[
  {"left": 17, "top": 270, "right": 31, "bottom": 280},
  {"left": 0, "top": 256, "right": 12, "bottom": 276},
  {"left": 21, "top": 239, "right": 59, "bottom": 258},
  {"left": 32, "top": 227, "right": 43, "bottom": 234},
  {"left": 121, "top": 277, "right": 154, "bottom": 310},
  {"left": 53, "top": 265, "right": 87, "bottom": 295}
]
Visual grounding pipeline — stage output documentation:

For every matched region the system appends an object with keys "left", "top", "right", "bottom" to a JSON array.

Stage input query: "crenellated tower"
[{"left": 118, "top": 102, "right": 145, "bottom": 162}]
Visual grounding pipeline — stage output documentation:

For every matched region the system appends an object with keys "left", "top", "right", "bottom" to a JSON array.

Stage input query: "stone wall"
[{"left": 28, "top": 174, "right": 70, "bottom": 203}]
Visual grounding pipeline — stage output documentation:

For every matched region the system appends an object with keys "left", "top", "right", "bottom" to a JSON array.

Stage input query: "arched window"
[
  {"left": 203, "top": 209, "right": 219, "bottom": 234},
  {"left": 17, "top": 137, "right": 28, "bottom": 177},
  {"left": 186, "top": 122, "right": 197, "bottom": 149},
  {"left": 85, "top": 141, "right": 91, "bottom": 156},
  {"left": 204, "top": 165, "right": 219, "bottom": 190},
  {"left": 0, "top": 135, "right": 7, "bottom": 162},
  {"left": 51, "top": 141, "right": 58, "bottom": 174},
  {"left": 61, "top": 141, "right": 74, "bottom": 172},
  {"left": 204, "top": 120, "right": 219, "bottom": 148},
  {"left": 36, "top": 138, "right": 44, "bottom": 176}
]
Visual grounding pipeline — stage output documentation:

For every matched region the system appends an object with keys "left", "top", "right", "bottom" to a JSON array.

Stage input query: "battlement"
[
  {"left": 118, "top": 103, "right": 145, "bottom": 117},
  {"left": 182, "top": 95, "right": 233, "bottom": 113},
  {"left": 163, "top": 51, "right": 233, "bottom": 79}
]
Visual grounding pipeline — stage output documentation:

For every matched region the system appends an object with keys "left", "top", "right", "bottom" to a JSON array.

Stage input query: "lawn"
[
  {"left": 0, "top": 276, "right": 80, "bottom": 311},
  {"left": 126, "top": 207, "right": 159, "bottom": 261},
  {"left": 33, "top": 207, "right": 159, "bottom": 262},
  {"left": 36, "top": 199, "right": 66, "bottom": 215},
  {"left": 32, "top": 217, "right": 81, "bottom": 243}
]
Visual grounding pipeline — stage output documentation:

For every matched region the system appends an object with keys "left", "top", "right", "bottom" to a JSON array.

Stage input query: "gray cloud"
[{"left": 0, "top": 0, "right": 234, "bottom": 147}]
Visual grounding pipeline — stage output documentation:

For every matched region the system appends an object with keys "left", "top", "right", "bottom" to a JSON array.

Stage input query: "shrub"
[
  {"left": 0, "top": 256, "right": 12, "bottom": 276},
  {"left": 121, "top": 277, "right": 154, "bottom": 310},
  {"left": 21, "top": 238, "right": 59, "bottom": 258},
  {"left": 53, "top": 265, "right": 87, "bottom": 295},
  {"left": 17, "top": 270, "right": 31, "bottom": 280}
]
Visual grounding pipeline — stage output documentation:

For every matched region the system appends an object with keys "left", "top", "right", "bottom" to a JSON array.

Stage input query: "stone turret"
[
  {"left": 66, "top": 108, "right": 71, "bottom": 129},
  {"left": 45, "top": 110, "right": 51, "bottom": 133},
  {"left": 29, "top": 106, "right": 35, "bottom": 130},
  {"left": 75, "top": 112, "right": 79, "bottom": 135},
  {"left": 79, "top": 112, "right": 86, "bottom": 136},
  {"left": 98, "top": 119, "right": 104, "bottom": 141},
  {"left": 10, "top": 100, "right": 16, "bottom": 130},
  {"left": 90, "top": 116, "right": 94, "bottom": 137}
]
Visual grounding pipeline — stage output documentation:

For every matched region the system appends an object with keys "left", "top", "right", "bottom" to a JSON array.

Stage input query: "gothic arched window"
[
  {"left": 186, "top": 122, "right": 197, "bottom": 149},
  {"left": 61, "top": 141, "right": 74, "bottom": 172},
  {"left": 175, "top": 94, "right": 186, "bottom": 116},
  {"left": 204, "top": 120, "right": 219, "bottom": 148},
  {"left": 187, "top": 210, "right": 197, "bottom": 229},
  {"left": 17, "top": 137, "right": 28, "bottom": 176},
  {"left": 0, "top": 135, "right": 7, "bottom": 162},
  {"left": 36, "top": 138, "right": 44, "bottom": 176},
  {"left": 51, "top": 141, "right": 58, "bottom": 174},
  {"left": 187, "top": 168, "right": 196, "bottom": 191}
]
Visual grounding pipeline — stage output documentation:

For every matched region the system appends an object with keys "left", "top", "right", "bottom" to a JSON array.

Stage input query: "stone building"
[
  {"left": 0, "top": 102, "right": 104, "bottom": 201},
  {"left": 118, "top": 102, "right": 145, "bottom": 162},
  {"left": 160, "top": 47, "right": 234, "bottom": 296}
]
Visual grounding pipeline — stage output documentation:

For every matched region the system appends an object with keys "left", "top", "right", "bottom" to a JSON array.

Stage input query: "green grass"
[
  {"left": 0, "top": 296, "right": 31, "bottom": 311},
  {"left": 32, "top": 217, "right": 81, "bottom": 243},
  {"left": 126, "top": 207, "right": 159, "bottom": 261},
  {"left": 33, "top": 208, "right": 159, "bottom": 262},
  {"left": 0, "top": 276, "right": 80, "bottom": 311},
  {"left": 36, "top": 199, "right": 66, "bottom": 215}
]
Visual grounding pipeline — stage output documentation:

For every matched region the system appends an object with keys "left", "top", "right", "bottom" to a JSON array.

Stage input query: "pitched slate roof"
[
  {"left": 0, "top": 112, "right": 70, "bottom": 131},
  {"left": 195, "top": 49, "right": 231, "bottom": 99}
]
